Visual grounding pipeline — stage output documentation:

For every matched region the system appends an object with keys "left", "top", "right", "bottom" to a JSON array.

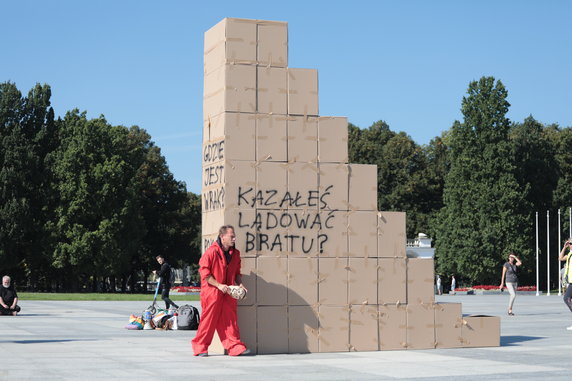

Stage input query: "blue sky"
[{"left": 2, "top": 1, "right": 571, "bottom": 194}]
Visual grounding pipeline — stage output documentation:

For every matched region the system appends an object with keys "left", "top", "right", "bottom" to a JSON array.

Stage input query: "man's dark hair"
[
  {"left": 219, "top": 225, "right": 235, "bottom": 236},
  {"left": 156, "top": 255, "right": 165, "bottom": 260}
]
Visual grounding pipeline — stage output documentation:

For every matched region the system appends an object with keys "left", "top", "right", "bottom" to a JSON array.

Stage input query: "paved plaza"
[{"left": 1, "top": 293, "right": 572, "bottom": 380}]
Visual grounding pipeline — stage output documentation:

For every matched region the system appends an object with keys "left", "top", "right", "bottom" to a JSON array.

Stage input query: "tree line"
[
  {"left": 0, "top": 82, "right": 201, "bottom": 292},
  {"left": 349, "top": 76, "right": 571, "bottom": 287},
  {"left": 1, "top": 77, "right": 570, "bottom": 291}
]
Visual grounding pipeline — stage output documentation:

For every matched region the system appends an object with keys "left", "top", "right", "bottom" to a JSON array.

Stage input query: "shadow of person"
[{"left": 236, "top": 269, "right": 319, "bottom": 355}]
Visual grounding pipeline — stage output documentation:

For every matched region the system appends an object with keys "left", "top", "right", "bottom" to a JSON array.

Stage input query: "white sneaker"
[{"left": 566, "top": 325, "right": 572, "bottom": 330}]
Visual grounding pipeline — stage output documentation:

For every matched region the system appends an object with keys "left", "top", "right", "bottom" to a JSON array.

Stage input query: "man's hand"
[{"left": 218, "top": 284, "right": 229, "bottom": 294}]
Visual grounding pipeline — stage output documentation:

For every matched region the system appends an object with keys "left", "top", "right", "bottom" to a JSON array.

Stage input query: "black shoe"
[
  {"left": 197, "top": 353, "right": 208, "bottom": 357},
  {"left": 238, "top": 349, "right": 253, "bottom": 356}
]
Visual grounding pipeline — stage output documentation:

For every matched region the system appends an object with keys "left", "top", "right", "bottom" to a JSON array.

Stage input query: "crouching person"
[{"left": 1, "top": 275, "right": 21, "bottom": 316}]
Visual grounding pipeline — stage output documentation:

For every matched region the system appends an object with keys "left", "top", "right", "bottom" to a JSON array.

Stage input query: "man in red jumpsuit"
[{"left": 192, "top": 225, "right": 250, "bottom": 356}]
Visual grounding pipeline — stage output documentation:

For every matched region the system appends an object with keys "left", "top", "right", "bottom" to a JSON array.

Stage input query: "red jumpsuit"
[{"left": 191, "top": 241, "right": 246, "bottom": 356}]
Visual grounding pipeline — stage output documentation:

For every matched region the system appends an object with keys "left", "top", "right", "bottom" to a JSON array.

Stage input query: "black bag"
[{"left": 177, "top": 304, "right": 200, "bottom": 330}]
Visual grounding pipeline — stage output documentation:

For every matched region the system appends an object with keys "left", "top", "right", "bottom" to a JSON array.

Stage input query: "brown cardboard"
[
  {"left": 318, "top": 163, "right": 349, "bottom": 211},
  {"left": 238, "top": 257, "right": 257, "bottom": 306},
  {"left": 287, "top": 162, "right": 319, "bottom": 208},
  {"left": 377, "top": 211, "right": 406, "bottom": 258},
  {"left": 208, "top": 331, "right": 225, "bottom": 354},
  {"left": 256, "top": 114, "right": 287, "bottom": 162},
  {"left": 318, "top": 306, "right": 350, "bottom": 352},
  {"left": 434, "top": 303, "right": 463, "bottom": 348},
  {"left": 378, "top": 258, "right": 407, "bottom": 304},
  {"left": 347, "top": 211, "right": 378, "bottom": 258},
  {"left": 204, "top": 18, "right": 257, "bottom": 75},
  {"left": 378, "top": 304, "right": 407, "bottom": 350},
  {"left": 201, "top": 233, "right": 217, "bottom": 253},
  {"left": 461, "top": 315, "right": 501, "bottom": 348},
  {"left": 257, "top": 66, "right": 287, "bottom": 115},
  {"left": 204, "top": 160, "right": 256, "bottom": 210},
  {"left": 350, "top": 305, "right": 379, "bottom": 351},
  {"left": 406, "top": 303, "right": 436, "bottom": 350},
  {"left": 318, "top": 116, "right": 348, "bottom": 163},
  {"left": 233, "top": 209, "right": 257, "bottom": 255},
  {"left": 348, "top": 164, "right": 378, "bottom": 211},
  {"left": 348, "top": 257, "right": 378, "bottom": 305},
  {"left": 203, "top": 63, "right": 256, "bottom": 120},
  {"left": 318, "top": 257, "right": 349, "bottom": 305},
  {"left": 256, "top": 257, "right": 288, "bottom": 305},
  {"left": 287, "top": 226, "right": 319, "bottom": 257},
  {"left": 256, "top": 162, "right": 288, "bottom": 207},
  {"left": 258, "top": 22, "right": 288, "bottom": 67},
  {"left": 318, "top": 211, "right": 348, "bottom": 257},
  {"left": 288, "top": 257, "right": 318, "bottom": 305},
  {"left": 258, "top": 306, "right": 288, "bottom": 354},
  {"left": 203, "top": 112, "right": 256, "bottom": 161},
  {"left": 253, "top": 210, "right": 289, "bottom": 257},
  {"left": 289, "top": 305, "right": 319, "bottom": 353},
  {"left": 288, "top": 68, "right": 319, "bottom": 116},
  {"left": 407, "top": 258, "right": 435, "bottom": 305},
  {"left": 237, "top": 305, "right": 257, "bottom": 353},
  {"left": 287, "top": 116, "right": 318, "bottom": 163},
  {"left": 201, "top": 209, "right": 224, "bottom": 237}
]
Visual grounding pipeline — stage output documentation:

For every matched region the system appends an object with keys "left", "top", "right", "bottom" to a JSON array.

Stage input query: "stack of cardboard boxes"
[{"left": 201, "top": 18, "right": 499, "bottom": 354}]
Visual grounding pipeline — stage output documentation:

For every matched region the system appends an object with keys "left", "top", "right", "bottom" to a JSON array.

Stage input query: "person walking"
[
  {"left": 153, "top": 255, "right": 179, "bottom": 311},
  {"left": 451, "top": 275, "right": 456, "bottom": 295},
  {"left": 499, "top": 253, "right": 522, "bottom": 316},
  {"left": 559, "top": 239, "right": 572, "bottom": 329},
  {"left": 436, "top": 275, "right": 443, "bottom": 295},
  {"left": 191, "top": 225, "right": 251, "bottom": 357}
]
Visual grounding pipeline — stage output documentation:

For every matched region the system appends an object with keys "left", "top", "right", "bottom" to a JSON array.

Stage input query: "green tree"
[{"left": 435, "top": 77, "right": 532, "bottom": 284}]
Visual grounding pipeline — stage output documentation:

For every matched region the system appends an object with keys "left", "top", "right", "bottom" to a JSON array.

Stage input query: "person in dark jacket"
[
  {"left": 153, "top": 255, "right": 179, "bottom": 310},
  {"left": 1, "top": 275, "right": 21, "bottom": 316}
]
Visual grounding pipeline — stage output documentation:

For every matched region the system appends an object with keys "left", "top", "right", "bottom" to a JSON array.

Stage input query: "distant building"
[{"left": 406, "top": 233, "right": 435, "bottom": 259}]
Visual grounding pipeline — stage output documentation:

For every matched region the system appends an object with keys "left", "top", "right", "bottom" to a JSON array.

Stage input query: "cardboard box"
[
  {"left": 350, "top": 305, "right": 379, "bottom": 351},
  {"left": 348, "top": 257, "right": 378, "bottom": 305},
  {"left": 202, "top": 209, "right": 224, "bottom": 237},
  {"left": 202, "top": 160, "right": 256, "bottom": 210},
  {"left": 257, "top": 66, "right": 287, "bottom": 115},
  {"left": 233, "top": 209, "right": 258, "bottom": 257},
  {"left": 288, "top": 257, "right": 318, "bottom": 305},
  {"left": 377, "top": 211, "right": 406, "bottom": 258},
  {"left": 461, "top": 315, "right": 501, "bottom": 348},
  {"left": 434, "top": 303, "right": 463, "bottom": 348},
  {"left": 258, "top": 21, "right": 288, "bottom": 67},
  {"left": 258, "top": 306, "right": 288, "bottom": 354},
  {"left": 348, "top": 211, "right": 378, "bottom": 257},
  {"left": 257, "top": 257, "right": 288, "bottom": 305},
  {"left": 287, "top": 116, "right": 318, "bottom": 163},
  {"left": 318, "top": 306, "right": 350, "bottom": 352},
  {"left": 348, "top": 164, "right": 378, "bottom": 211},
  {"left": 201, "top": 233, "right": 217, "bottom": 253},
  {"left": 318, "top": 116, "right": 348, "bottom": 163},
  {"left": 203, "top": 112, "right": 256, "bottom": 161},
  {"left": 318, "top": 257, "right": 349, "bottom": 305},
  {"left": 378, "top": 258, "right": 407, "bottom": 304},
  {"left": 287, "top": 162, "right": 319, "bottom": 208},
  {"left": 407, "top": 258, "right": 435, "bottom": 305},
  {"left": 289, "top": 305, "right": 319, "bottom": 353},
  {"left": 287, "top": 225, "right": 319, "bottom": 257},
  {"left": 318, "top": 211, "right": 348, "bottom": 257},
  {"left": 256, "top": 161, "right": 288, "bottom": 207},
  {"left": 256, "top": 114, "right": 287, "bottom": 162},
  {"left": 238, "top": 257, "right": 257, "bottom": 306},
  {"left": 406, "top": 303, "right": 435, "bottom": 350},
  {"left": 237, "top": 305, "right": 257, "bottom": 353},
  {"left": 251, "top": 209, "right": 290, "bottom": 256},
  {"left": 379, "top": 304, "right": 407, "bottom": 350},
  {"left": 203, "top": 63, "right": 256, "bottom": 120},
  {"left": 318, "top": 163, "right": 349, "bottom": 211},
  {"left": 204, "top": 18, "right": 257, "bottom": 75},
  {"left": 288, "top": 68, "right": 319, "bottom": 116}
]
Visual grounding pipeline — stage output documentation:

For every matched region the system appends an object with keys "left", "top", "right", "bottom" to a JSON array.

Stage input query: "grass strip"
[{"left": 20, "top": 292, "right": 200, "bottom": 301}]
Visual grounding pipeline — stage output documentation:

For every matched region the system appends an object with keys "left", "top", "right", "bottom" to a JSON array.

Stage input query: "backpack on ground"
[{"left": 177, "top": 304, "right": 200, "bottom": 330}]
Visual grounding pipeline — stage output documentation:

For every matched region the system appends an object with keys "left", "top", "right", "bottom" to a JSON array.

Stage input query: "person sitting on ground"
[{"left": 0, "top": 275, "right": 21, "bottom": 316}]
